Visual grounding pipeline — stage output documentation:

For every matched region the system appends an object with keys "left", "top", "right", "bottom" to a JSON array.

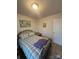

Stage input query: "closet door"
[{"left": 53, "top": 17, "right": 62, "bottom": 45}]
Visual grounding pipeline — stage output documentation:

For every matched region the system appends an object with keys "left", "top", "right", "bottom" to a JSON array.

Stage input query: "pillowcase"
[
  {"left": 19, "top": 33, "right": 29, "bottom": 39},
  {"left": 29, "top": 32, "right": 35, "bottom": 36},
  {"left": 18, "top": 30, "right": 34, "bottom": 39}
]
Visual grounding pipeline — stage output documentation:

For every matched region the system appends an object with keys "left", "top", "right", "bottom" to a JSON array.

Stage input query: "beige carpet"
[{"left": 46, "top": 43, "right": 62, "bottom": 59}]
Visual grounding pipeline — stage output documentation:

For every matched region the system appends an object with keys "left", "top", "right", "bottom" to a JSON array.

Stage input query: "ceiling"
[{"left": 17, "top": 0, "right": 62, "bottom": 19}]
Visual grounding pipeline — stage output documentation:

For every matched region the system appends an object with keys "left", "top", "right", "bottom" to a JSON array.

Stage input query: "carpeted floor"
[
  {"left": 17, "top": 43, "right": 62, "bottom": 59},
  {"left": 46, "top": 43, "right": 62, "bottom": 59}
]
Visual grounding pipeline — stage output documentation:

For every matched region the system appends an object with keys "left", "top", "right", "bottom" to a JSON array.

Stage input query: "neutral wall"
[
  {"left": 37, "top": 13, "right": 62, "bottom": 45},
  {"left": 17, "top": 14, "right": 37, "bottom": 33},
  {"left": 17, "top": 13, "right": 62, "bottom": 45}
]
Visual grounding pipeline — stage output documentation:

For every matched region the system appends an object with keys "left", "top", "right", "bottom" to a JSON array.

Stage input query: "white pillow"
[
  {"left": 19, "top": 33, "right": 29, "bottom": 39},
  {"left": 29, "top": 32, "right": 35, "bottom": 36}
]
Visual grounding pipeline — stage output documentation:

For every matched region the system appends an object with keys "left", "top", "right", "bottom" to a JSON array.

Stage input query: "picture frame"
[
  {"left": 43, "top": 23, "right": 46, "bottom": 28},
  {"left": 19, "top": 20, "right": 31, "bottom": 27}
]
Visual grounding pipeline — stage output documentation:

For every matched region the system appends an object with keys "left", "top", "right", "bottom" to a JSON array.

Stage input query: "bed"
[{"left": 17, "top": 30, "right": 51, "bottom": 59}]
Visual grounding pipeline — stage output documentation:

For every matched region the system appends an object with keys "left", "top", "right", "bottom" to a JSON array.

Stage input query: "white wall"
[
  {"left": 17, "top": 14, "right": 37, "bottom": 33},
  {"left": 37, "top": 13, "right": 62, "bottom": 45}
]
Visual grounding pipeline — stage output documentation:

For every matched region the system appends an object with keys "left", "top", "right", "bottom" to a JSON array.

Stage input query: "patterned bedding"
[{"left": 18, "top": 30, "right": 51, "bottom": 59}]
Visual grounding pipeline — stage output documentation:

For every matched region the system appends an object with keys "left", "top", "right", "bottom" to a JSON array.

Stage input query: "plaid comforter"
[{"left": 19, "top": 35, "right": 50, "bottom": 59}]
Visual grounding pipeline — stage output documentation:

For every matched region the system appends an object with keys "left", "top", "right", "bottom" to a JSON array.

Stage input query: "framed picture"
[
  {"left": 43, "top": 23, "right": 46, "bottom": 28},
  {"left": 19, "top": 20, "right": 31, "bottom": 27}
]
